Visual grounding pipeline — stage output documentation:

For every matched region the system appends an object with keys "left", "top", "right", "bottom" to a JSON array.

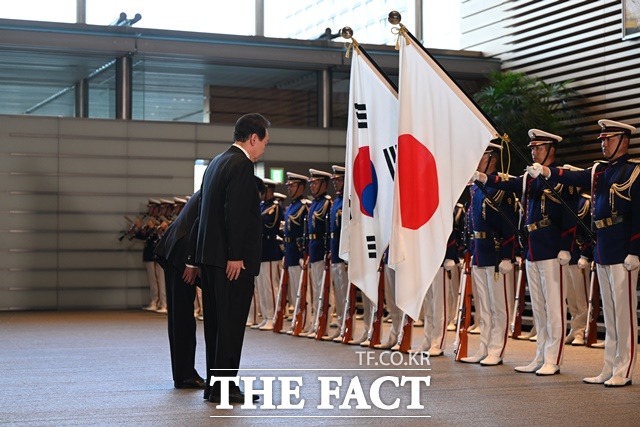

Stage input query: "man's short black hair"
[{"left": 234, "top": 113, "right": 271, "bottom": 143}]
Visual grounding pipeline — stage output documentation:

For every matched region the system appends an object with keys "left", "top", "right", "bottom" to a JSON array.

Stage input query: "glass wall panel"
[
  {"left": 86, "top": 0, "right": 255, "bottom": 35},
  {"left": 2, "top": 0, "right": 75, "bottom": 23}
]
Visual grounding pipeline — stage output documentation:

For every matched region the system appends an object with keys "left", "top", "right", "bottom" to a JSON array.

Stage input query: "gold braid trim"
[
  {"left": 288, "top": 204, "right": 308, "bottom": 228},
  {"left": 609, "top": 165, "right": 640, "bottom": 211}
]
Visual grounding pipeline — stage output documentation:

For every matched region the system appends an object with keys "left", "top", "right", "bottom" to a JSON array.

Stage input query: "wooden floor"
[{"left": 1, "top": 310, "right": 639, "bottom": 426}]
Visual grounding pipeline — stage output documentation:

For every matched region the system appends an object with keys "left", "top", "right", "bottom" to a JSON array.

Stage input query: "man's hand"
[
  {"left": 623, "top": 255, "right": 639, "bottom": 271},
  {"left": 526, "top": 162, "right": 550, "bottom": 179},
  {"left": 499, "top": 259, "right": 513, "bottom": 274},
  {"left": 472, "top": 171, "right": 487, "bottom": 184},
  {"left": 557, "top": 250, "right": 571, "bottom": 266},
  {"left": 577, "top": 256, "right": 590, "bottom": 270},
  {"left": 443, "top": 259, "right": 456, "bottom": 271},
  {"left": 226, "top": 260, "right": 245, "bottom": 281},
  {"left": 182, "top": 266, "right": 199, "bottom": 285}
]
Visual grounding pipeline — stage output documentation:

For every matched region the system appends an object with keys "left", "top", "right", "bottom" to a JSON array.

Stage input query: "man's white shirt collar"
[{"left": 233, "top": 143, "right": 251, "bottom": 160}]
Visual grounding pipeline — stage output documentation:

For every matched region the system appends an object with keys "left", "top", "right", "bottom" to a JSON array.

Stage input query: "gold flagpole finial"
[
  {"left": 341, "top": 26, "right": 359, "bottom": 58},
  {"left": 388, "top": 11, "right": 410, "bottom": 50}
]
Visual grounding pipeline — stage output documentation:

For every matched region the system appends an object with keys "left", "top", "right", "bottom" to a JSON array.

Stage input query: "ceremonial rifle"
[
  {"left": 453, "top": 249, "right": 473, "bottom": 361},
  {"left": 585, "top": 262, "right": 601, "bottom": 347},
  {"left": 291, "top": 216, "right": 309, "bottom": 337},
  {"left": 367, "top": 260, "right": 386, "bottom": 347},
  {"left": 272, "top": 257, "right": 289, "bottom": 333},
  {"left": 314, "top": 213, "right": 333, "bottom": 340},
  {"left": 340, "top": 283, "right": 358, "bottom": 344},
  {"left": 510, "top": 259, "right": 527, "bottom": 339},
  {"left": 397, "top": 314, "right": 414, "bottom": 353}
]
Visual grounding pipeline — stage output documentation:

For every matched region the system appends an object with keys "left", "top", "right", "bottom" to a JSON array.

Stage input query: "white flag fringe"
[
  {"left": 339, "top": 47, "right": 398, "bottom": 306},
  {"left": 389, "top": 35, "right": 498, "bottom": 320}
]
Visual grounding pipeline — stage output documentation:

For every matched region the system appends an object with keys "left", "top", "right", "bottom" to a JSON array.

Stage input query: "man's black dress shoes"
[
  {"left": 207, "top": 387, "right": 260, "bottom": 403},
  {"left": 174, "top": 376, "right": 206, "bottom": 389}
]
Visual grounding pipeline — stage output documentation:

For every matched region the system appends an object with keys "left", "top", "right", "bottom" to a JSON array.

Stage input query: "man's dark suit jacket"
[
  {"left": 195, "top": 145, "right": 261, "bottom": 276},
  {"left": 155, "top": 190, "right": 200, "bottom": 272}
]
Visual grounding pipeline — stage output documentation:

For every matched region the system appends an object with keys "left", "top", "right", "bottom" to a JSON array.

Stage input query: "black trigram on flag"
[
  {"left": 354, "top": 103, "right": 368, "bottom": 128},
  {"left": 366, "top": 235, "right": 376, "bottom": 259},
  {"left": 383, "top": 144, "right": 398, "bottom": 179}
]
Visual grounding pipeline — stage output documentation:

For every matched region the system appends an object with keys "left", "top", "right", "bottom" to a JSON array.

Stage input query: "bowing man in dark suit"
[
  {"left": 154, "top": 190, "right": 204, "bottom": 389},
  {"left": 196, "top": 113, "right": 270, "bottom": 403}
]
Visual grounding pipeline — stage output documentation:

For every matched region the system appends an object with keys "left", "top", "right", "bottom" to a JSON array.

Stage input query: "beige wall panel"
[
  {"left": 59, "top": 233, "right": 125, "bottom": 250},
  {"left": 57, "top": 157, "right": 128, "bottom": 176},
  {"left": 57, "top": 251, "right": 128, "bottom": 269},
  {"left": 59, "top": 117, "right": 128, "bottom": 139},
  {"left": 0, "top": 270, "right": 58, "bottom": 289},
  {"left": 58, "top": 138, "right": 128, "bottom": 157},
  {"left": 0, "top": 213, "right": 58, "bottom": 230},
  {"left": 125, "top": 177, "right": 193, "bottom": 195},
  {"left": 0, "top": 290, "right": 58, "bottom": 310},
  {"left": 125, "top": 158, "right": 194, "bottom": 177},
  {"left": 0, "top": 175, "right": 59, "bottom": 192},
  {"left": 0, "top": 233, "right": 57, "bottom": 250},
  {"left": 58, "top": 195, "right": 127, "bottom": 213},
  {"left": 57, "top": 176, "right": 127, "bottom": 194},
  {"left": 57, "top": 270, "right": 128, "bottom": 289},
  {"left": 0, "top": 156, "right": 59, "bottom": 173},
  {"left": 0, "top": 194, "right": 58, "bottom": 211},
  {"left": 58, "top": 213, "right": 123, "bottom": 231},
  {"left": 195, "top": 123, "right": 234, "bottom": 143},
  {"left": 126, "top": 139, "right": 196, "bottom": 159},
  {"left": 0, "top": 252, "right": 57, "bottom": 269},
  {"left": 127, "top": 120, "right": 197, "bottom": 141},
  {"left": 57, "top": 289, "right": 127, "bottom": 308}
]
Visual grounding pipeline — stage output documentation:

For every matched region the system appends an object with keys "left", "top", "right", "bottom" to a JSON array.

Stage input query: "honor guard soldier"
[
  {"left": 252, "top": 178, "right": 284, "bottom": 331},
  {"left": 476, "top": 130, "right": 579, "bottom": 375},
  {"left": 303, "top": 169, "right": 333, "bottom": 338},
  {"left": 563, "top": 189, "right": 591, "bottom": 346},
  {"left": 283, "top": 172, "right": 310, "bottom": 331},
  {"left": 136, "top": 199, "right": 168, "bottom": 313},
  {"left": 446, "top": 203, "right": 466, "bottom": 331},
  {"left": 322, "top": 165, "right": 348, "bottom": 341},
  {"left": 461, "top": 142, "right": 517, "bottom": 365},
  {"left": 529, "top": 119, "right": 639, "bottom": 387}
]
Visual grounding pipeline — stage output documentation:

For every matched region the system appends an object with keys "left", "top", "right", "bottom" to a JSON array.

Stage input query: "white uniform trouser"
[
  {"left": 289, "top": 264, "right": 313, "bottom": 332},
  {"left": 526, "top": 258, "right": 566, "bottom": 366},
  {"left": 472, "top": 265, "right": 512, "bottom": 359},
  {"left": 446, "top": 264, "right": 461, "bottom": 325},
  {"left": 145, "top": 261, "right": 167, "bottom": 309},
  {"left": 287, "top": 264, "right": 301, "bottom": 314},
  {"left": 256, "top": 260, "right": 280, "bottom": 323},
  {"left": 331, "top": 262, "right": 348, "bottom": 329},
  {"left": 597, "top": 264, "right": 638, "bottom": 379},
  {"left": 308, "top": 260, "right": 324, "bottom": 333},
  {"left": 383, "top": 265, "right": 403, "bottom": 343},
  {"left": 564, "top": 264, "right": 588, "bottom": 338},
  {"left": 421, "top": 267, "right": 449, "bottom": 351}
]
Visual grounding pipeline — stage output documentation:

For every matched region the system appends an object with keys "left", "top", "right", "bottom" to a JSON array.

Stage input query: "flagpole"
[
  {"left": 387, "top": 11, "right": 594, "bottom": 241},
  {"left": 341, "top": 27, "right": 398, "bottom": 93}
]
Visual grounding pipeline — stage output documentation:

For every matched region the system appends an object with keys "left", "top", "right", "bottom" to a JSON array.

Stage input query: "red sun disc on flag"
[{"left": 397, "top": 134, "right": 439, "bottom": 230}]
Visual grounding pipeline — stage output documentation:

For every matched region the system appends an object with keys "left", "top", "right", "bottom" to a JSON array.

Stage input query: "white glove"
[
  {"left": 557, "top": 250, "right": 571, "bottom": 266},
  {"left": 498, "top": 259, "right": 513, "bottom": 274},
  {"left": 443, "top": 259, "right": 456, "bottom": 271},
  {"left": 526, "top": 163, "right": 543, "bottom": 178},
  {"left": 577, "top": 256, "right": 590, "bottom": 270},
  {"left": 623, "top": 254, "right": 640, "bottom": 271},
  {"left": 472, "top": 171, "right": 487, "bottom": 184}
]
